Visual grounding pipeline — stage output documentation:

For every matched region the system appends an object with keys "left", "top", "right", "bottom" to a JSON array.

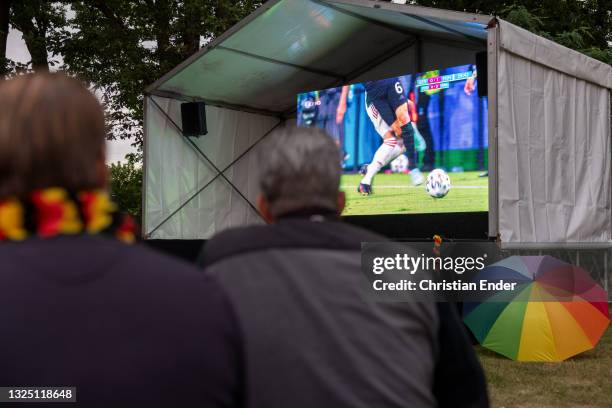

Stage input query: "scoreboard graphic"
[{"left": 416, "top": 70, "right": 474, "bottom": 93}]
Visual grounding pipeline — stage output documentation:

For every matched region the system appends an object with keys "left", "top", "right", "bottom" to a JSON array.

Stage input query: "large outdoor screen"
[{"left": 297, "top": 64, "right": 488, "bottom": 216}]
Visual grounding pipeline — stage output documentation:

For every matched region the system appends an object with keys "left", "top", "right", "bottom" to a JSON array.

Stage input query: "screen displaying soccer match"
[{"left": 297, "top": 64, "right": 488, "bottom": 216}]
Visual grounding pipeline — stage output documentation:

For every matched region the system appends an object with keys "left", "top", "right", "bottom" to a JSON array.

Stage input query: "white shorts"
[{"left": 365, "top": 102, "right": 392, "bottom": 139}]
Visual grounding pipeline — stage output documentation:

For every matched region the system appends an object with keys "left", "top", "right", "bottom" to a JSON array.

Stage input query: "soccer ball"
[
  {"left": 390, "top": 154, "right": 408, "bottom": 173},
  {"left": 425, "top": 169, "right": 451, "bottom": 198}
]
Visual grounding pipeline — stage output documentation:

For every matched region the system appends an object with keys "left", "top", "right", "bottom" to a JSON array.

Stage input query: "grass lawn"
[
  {"left": 340, "top": 171, "right": 488, "bottom": 215},
  {"left": 478, "top": 306, "right": 612, "bottom": 408}
]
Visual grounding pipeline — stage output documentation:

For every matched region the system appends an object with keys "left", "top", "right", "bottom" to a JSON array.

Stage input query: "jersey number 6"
[{"left": 394, "top": 81, "right": 404, "bottom": 94}]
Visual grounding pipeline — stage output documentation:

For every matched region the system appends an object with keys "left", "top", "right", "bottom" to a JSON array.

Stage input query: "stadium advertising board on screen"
[{"left": 297, "top": 64, "right": 489, "bottom": 216}]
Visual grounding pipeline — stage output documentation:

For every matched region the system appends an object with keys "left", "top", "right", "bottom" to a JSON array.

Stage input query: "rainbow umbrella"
[{"left": 463, "top": 256, "right": 610, "bottom": 362}]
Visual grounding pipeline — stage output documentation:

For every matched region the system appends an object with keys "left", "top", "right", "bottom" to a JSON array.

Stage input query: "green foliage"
[
  {"left": 7, "top": 1, "right": 68, "bottom": 73},
  {"left": 501, "top": 4, "right": 546, "bottom": 34},
  {"left": 108, "top": 154, "right": 143, "bottom": 223},
  {"left": 56, "top": 0, "right": 262, "bottom": 147},
  {"left": 3, "top": 0, "right": 262, "bottom": 149},
  {"left": 500, "top": 3, "right": 611, "bottom": 64},
  {"left": 414, "top": 0, "right": 612, "bottom": 65}
]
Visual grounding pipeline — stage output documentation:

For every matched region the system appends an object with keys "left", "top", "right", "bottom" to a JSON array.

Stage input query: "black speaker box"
[
  {"left": 181, "top": 102, "right": 207, "bottom": 137},
  {"left": 475, "top": 51, "right": 488, "bottom": 97}
]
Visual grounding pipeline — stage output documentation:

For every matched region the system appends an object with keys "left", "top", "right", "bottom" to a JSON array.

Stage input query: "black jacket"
[
  {"left": 202, "top": 216, "right": 488, "bottom": 408},
  {"left": 0, "top": 235, "right": 241, "bottom": 407}
]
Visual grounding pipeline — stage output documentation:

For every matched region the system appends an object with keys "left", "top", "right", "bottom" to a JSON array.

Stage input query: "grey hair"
[{"left": 258, "top": 126, "right": 341, "bottom": 217}]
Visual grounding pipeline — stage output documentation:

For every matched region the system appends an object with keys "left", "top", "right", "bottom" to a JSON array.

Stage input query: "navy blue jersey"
[
  {"left": 363, "top": 77, "right": 406, "bottom": 112},
  {"left": 363, "top": 77, "right": 407, "bottom": 127}
]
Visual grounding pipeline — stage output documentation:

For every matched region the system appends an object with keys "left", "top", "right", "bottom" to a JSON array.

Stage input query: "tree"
[
  {"left": 56, "top": 0, "right": 263, "bottom": 148},
  {"left": 108, "top": 154, "right": 143, "bottom": 223},
  {"left": 412, "top": 0, "right": 612, "bottom": 65},
  {"left": 1, "top": 0, "right": 262, "bottom": 147},
  {"left": 6, "top": 1, "right": 67, "bottom": 73}
]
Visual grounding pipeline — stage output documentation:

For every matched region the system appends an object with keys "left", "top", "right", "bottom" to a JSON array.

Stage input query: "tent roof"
[{"left": 146, "top": 0, "right": 492, "bottom": 116}]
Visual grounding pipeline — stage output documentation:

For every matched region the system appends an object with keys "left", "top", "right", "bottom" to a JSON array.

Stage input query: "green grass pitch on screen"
[{"left": 340, "top": 171, "right": 488, "bottom": 215}]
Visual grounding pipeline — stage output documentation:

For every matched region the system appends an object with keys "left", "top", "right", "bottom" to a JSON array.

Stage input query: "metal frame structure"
[
  {"left": 143, "top": 0, "right": 611, "bottom": 255},
  {"left": 143, "top": 0, "right": 494, "bottom": 240},
  {"left": 145, "top": 0, "right": 491, "bottom": 112},
  {"left": 486, "top": 20, "right": 499, "bottom": 239}
]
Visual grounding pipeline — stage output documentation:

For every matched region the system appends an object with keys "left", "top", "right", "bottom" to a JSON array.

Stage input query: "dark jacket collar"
[
  {"left": 276, "top": 207, "right": 338, "bottom": 220},
  {"left": 201, "top": 217, "right": 385, "bottom": 267}
]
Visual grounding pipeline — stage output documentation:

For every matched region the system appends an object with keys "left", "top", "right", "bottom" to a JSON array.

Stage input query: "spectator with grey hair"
[
  {"left": 200, "top": 126, "right": 488, "bottom": 408},
  {"left": 256, "top": 126, "right": 344, "bottom": 221}
]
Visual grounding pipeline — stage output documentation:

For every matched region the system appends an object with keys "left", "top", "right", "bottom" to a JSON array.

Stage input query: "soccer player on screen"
[
  {"left": 317, "top": 85, "right": 349, "bottom": 161},
  {"left": 299, "top": 87, "right": 350, "bottom": 163},
  {"left": 358, "top": 78, "right": 424, "bottom": 195}
]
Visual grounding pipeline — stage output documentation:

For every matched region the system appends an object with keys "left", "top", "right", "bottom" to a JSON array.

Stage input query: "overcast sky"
[{"left": 6, "top": 28, "right": 136, "bottom": 164}]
